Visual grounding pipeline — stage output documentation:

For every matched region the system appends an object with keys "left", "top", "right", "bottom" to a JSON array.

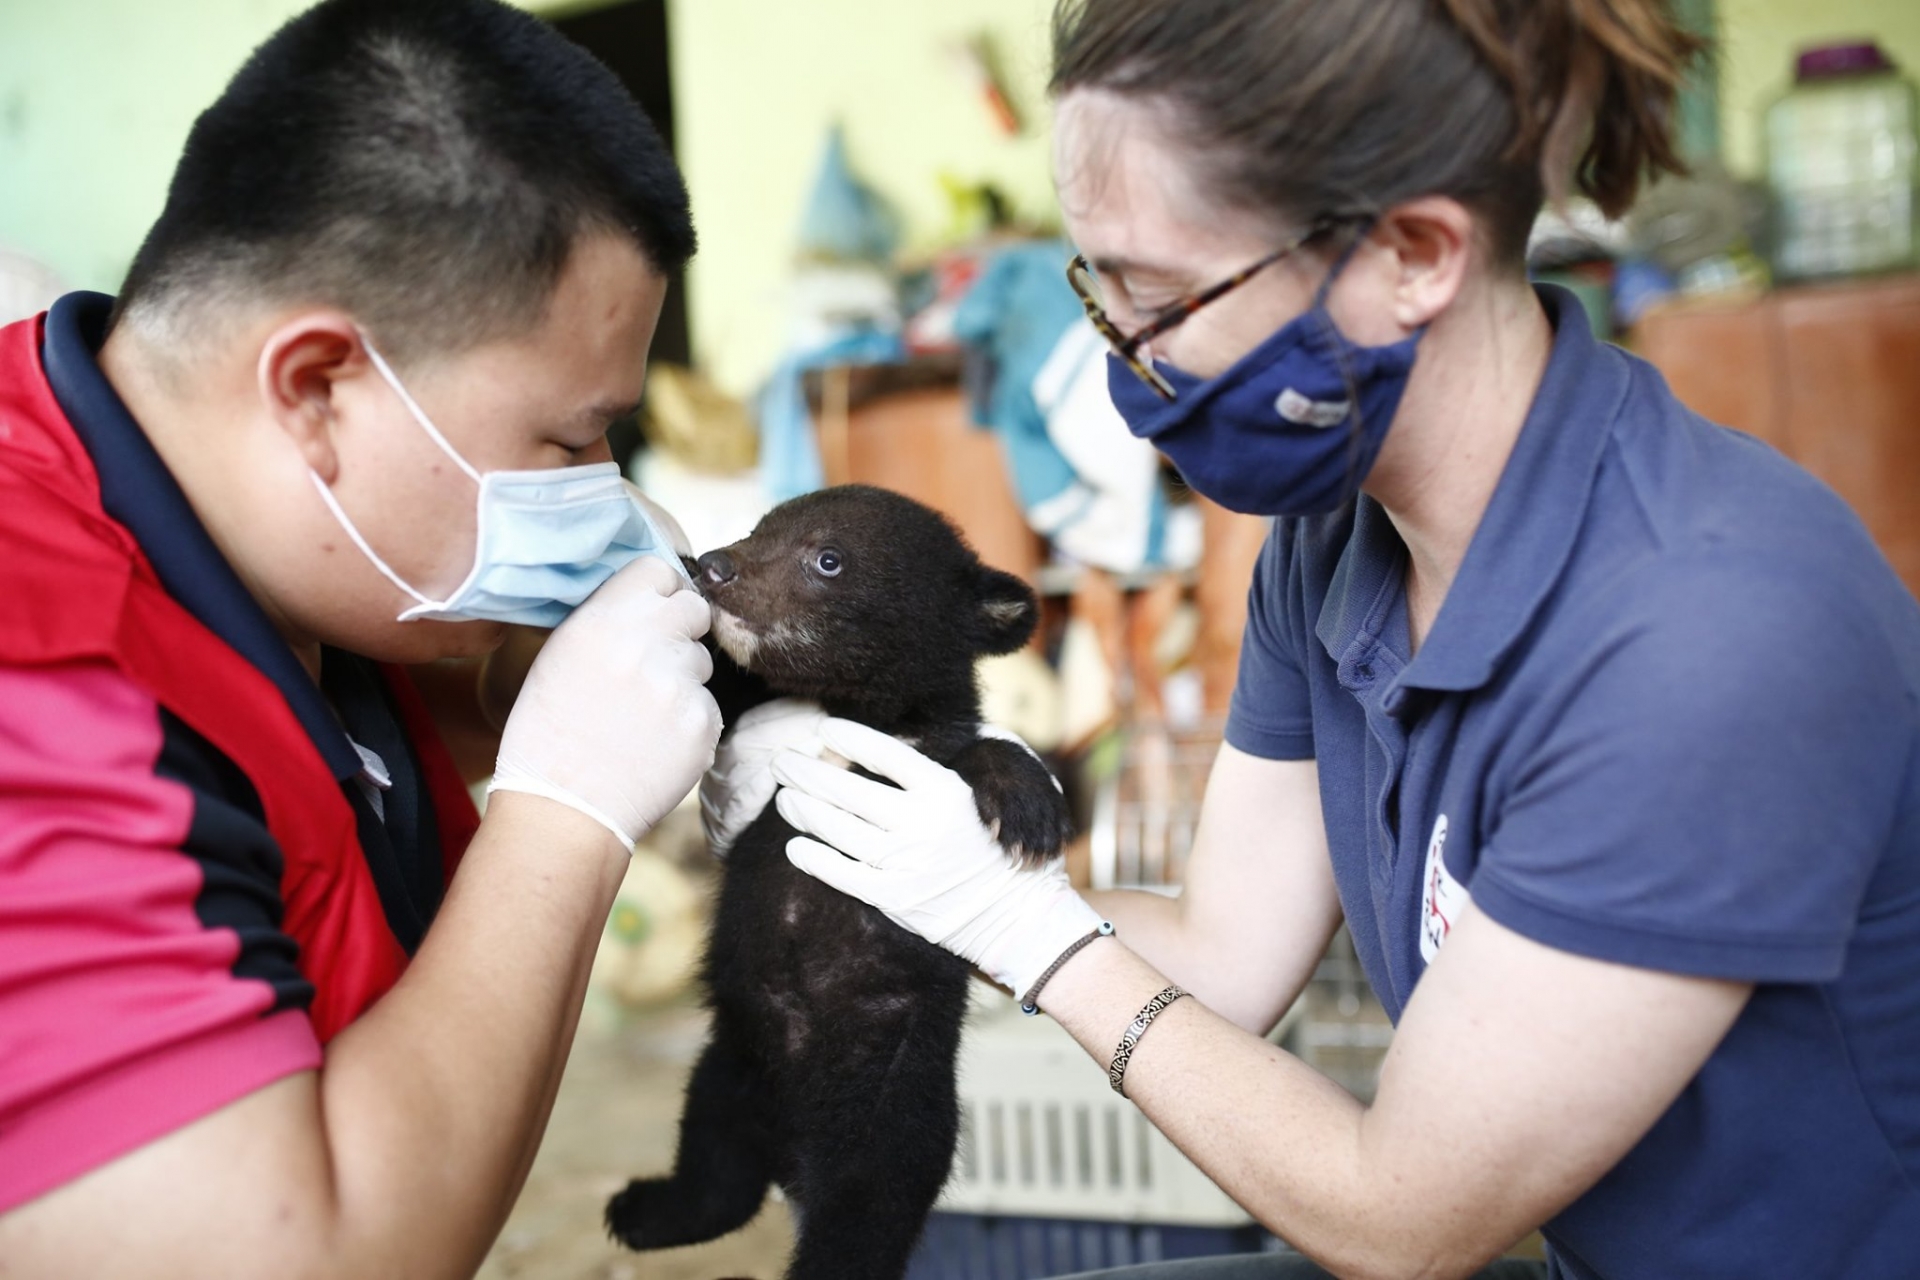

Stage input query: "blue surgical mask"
[
  {"left": 308, "top": 339, "right": 692, "bottom": 628},
  {"left": 1107, "top": 249, "right": 1423, "bottom": 517}
]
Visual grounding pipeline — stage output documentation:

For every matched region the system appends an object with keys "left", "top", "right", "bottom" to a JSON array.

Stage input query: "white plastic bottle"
[{"left": 1765, "top": 41, "right": 1919, "bottom": 281}]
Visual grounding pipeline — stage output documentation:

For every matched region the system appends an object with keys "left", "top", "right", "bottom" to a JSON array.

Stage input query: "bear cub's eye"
[{"left": 814, "top": 548, "right": 844, "bottom": 577}]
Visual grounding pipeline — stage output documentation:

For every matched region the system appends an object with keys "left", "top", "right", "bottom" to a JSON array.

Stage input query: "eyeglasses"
[{"left": 1067, "top": 218, "right": 1348, "bottom": 401}]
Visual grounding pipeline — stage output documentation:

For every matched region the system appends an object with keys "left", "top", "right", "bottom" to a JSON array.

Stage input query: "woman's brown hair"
[{"left": 1050, "top": 0, "right": 1705, "bottom": 264}]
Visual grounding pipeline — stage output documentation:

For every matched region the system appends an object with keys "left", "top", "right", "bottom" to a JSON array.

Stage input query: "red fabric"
[
  {"left": 0, "top": 658, "right": 327, "bottom": 1213},
  {"left": 0, "top": 314, "right": 455, "bottom": 1043},
  {"left": 0, "top": 1009, "right": 318, "bottom": 1211},
  {"left": 380, "top": 664, "right": 480, "bottom": 886}
]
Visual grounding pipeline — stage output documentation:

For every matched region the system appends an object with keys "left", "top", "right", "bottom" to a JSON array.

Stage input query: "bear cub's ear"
[{"left": 973, "top": 566, "right": 1039, "bottom": 656}]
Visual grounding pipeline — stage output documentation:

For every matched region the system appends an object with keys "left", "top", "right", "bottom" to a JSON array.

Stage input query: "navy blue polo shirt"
[
  {"left": 41, "top": 291, "right": 448, "bottom": 958},
  {"left": 1227, "top": 285, "right": 1920, "bottom": 1277}
]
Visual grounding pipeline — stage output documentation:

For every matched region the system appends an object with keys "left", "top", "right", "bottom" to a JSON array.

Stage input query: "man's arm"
[
  {"left": 0, "top": 793, "right": 622, "bottom": 1280},
  {"left": 1041, "top": 903, "right": 1749, "bottom": 1279},
  {"left": 1086, "top": 743, "right": 1342, "bottom": 1035},
  {"left": 0, "top": 558, "right": 720, "bottom": 1280}
]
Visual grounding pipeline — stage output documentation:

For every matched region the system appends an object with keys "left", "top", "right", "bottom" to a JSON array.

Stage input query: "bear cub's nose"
[{"left": 695, "top": 549, "right": 737, "bottom": 588}]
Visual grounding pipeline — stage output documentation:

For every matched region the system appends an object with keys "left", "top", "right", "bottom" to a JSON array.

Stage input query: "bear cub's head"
[{"left": 692, "top": 485, "right": 1036, "bottom": 727}]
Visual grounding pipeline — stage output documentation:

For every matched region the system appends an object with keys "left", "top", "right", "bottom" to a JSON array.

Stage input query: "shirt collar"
[
  {"left": 41, "top": 291, "right": 363, "bottom": 782},
  {"left": 1317, "top": 283, "right": 1630, "bottom": 696}
]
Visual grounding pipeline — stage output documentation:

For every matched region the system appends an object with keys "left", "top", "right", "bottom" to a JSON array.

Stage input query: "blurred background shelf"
[{"left": 1629, "top": 271, "right": 1920, "bottom": 597}]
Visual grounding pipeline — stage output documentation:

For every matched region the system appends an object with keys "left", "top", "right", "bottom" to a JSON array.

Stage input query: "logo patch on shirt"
[
  {"left": 1274, "top": 387, "right": 1351, "bottom": 429},
  {"left": 1419, "top": 814, "right": 1470, "bottom": 964}
]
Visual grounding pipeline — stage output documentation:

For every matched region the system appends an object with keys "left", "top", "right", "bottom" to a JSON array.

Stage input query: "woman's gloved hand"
[
  {"left": 772, "top": 718, "right": 1101, "bottom": 995},
  {"left": 489, "top": 556, "right": 722, "bottom": 851},
  {"left": 700, "top": 698, "right": 830, "bottom": 856}
]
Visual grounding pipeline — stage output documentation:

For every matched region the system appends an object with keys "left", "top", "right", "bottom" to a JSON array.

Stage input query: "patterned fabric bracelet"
[
  {"left": 1108, "top": 985, "right": 1188, "bottom": 1097},
  {"left": 1019, "top": 921, "right": 1115, "bottom": 1015}
]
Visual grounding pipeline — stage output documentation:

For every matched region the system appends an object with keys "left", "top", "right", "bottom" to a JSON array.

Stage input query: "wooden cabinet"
[
  {"left": 1630, "top": 274, "right": 1920, "bottom": 596},
  {"left": 809, "top": 367, "right": 1043, "bottom": 585}
]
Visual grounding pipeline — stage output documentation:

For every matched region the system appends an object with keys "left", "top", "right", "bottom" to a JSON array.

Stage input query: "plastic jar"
[{"left": 1764, "top": 42, "right": 1918, "bottom": 281}]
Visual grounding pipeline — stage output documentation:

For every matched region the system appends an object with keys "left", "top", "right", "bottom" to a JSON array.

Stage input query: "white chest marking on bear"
[
  {"left": 710, "top": 608, "right": 760, "bottom": 667},
  {"left": 766, "top": 617, "right": 822, "bottom": 653}
]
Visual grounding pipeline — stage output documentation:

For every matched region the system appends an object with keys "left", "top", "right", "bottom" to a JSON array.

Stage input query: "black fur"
[{"left": 607, "top": 485, "right": 1072, "bottom": 1279}]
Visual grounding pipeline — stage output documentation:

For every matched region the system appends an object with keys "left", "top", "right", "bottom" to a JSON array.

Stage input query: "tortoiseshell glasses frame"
[{"left": 1066, "top": 217, "right": 1350, "bottom": 401}]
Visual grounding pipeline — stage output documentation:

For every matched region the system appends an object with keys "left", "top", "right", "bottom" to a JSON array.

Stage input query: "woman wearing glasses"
[{"left": 762, "top": 1, "right": 1920, "bottom": 1276}]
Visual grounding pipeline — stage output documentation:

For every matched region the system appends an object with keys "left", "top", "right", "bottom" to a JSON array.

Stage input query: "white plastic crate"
[{"left": 938, "top": 993, "right": 1254, "bottom": 1228}]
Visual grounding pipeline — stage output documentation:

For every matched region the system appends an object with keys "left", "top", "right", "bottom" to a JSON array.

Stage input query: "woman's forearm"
[{"left": 1083, "top": 883, "right": 1335, "bottom": 1034}]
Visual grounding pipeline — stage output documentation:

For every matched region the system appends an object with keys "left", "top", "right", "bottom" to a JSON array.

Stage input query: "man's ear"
[
  {"left": 974, "top": 565, "right": 1039, "bottom": 656},
  {"left": 256, "top": 311, "right": 365, "bottom": 483}
]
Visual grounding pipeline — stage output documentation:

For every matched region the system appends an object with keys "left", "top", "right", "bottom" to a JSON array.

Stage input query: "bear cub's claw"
[
  {"left": 955, "top": 737, "right": 1073, "bottom": 867},
  {"left": 603, "top": 1178, "right": 664, "bottom": 1249}
]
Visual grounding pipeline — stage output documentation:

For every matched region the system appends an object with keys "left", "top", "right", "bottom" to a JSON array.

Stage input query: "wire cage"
[
  {"left": 1086, "top": 717, "right": 1226, "bottom": 894},
  {"left": 1087, "top": 715, "right": 1391, "bottom": 1100},
  {"left": 1288, "top": 927, "right": 1392, "bottom": 1103}
]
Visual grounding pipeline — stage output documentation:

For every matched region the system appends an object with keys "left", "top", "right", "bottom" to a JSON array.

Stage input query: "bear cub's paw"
[
  {"left": 952, "top": 736, "right": 1072, "bottom": 867},
  {"left": 604, "top": 1178, "right": 672, "bottom": 1250}
]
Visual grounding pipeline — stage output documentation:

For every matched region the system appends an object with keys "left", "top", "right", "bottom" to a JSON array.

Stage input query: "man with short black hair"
[{"left": 0, "top": 2, "right": 721, "bottom": 1274}]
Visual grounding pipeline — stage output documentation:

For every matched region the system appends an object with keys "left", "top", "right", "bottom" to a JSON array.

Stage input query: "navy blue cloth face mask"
[{"left": 1107, "top": 245, "right": 1424, "bottom": 516}]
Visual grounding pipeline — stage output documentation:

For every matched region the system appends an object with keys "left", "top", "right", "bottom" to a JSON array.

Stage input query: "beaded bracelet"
[
  {"left": 1108, "top": 985, "right": 1188, "bottom": 1097},
  {"left": 1019, "top": 921, "right": 1115, "bottom": 1015}
]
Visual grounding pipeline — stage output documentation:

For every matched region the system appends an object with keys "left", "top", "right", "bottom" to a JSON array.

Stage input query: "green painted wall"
[
  {"left": 0, "top": 0, "right": 1052, "bottom": 394},
  {"left": 1718, "top": 0, "right": 1920, "bottom": 176},
  {"left": 0, "top": 0, "right": 574, "bottom": 293},
  {"left": 670, "top": 0, "right": 1055, "bottom": 393},
  {"left": 3, "top": 1, "right": 1917, "bottom": 392}
]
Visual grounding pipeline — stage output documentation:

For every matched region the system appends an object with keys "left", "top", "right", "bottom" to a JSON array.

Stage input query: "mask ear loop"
[
  {"left": 1311, "top": 218, "right": 1374, "bottom": 311},
  {"left": 307, "top": 336, "right": 485, "bottom": 617},
  {"left": 358, "top": 335, "right": 497, "bottom": 615},
  {"left": 360, "top": 338, "right": 486, "bottom": 485},
  {"left": 1309, "top": 217, "right": 1381, "bottom": 505},
  {"left": 308, "top": 471, "right": 440, "bottom": 609}
]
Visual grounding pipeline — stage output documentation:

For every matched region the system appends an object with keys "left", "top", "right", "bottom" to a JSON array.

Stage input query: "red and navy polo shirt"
[{"left": 0, "top": 293, "right": 480, "bottom": 1214}]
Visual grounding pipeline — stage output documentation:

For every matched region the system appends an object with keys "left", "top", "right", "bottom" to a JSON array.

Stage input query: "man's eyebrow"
[{"left": 570, "top": 398, "right": 643, "bottom": 434}]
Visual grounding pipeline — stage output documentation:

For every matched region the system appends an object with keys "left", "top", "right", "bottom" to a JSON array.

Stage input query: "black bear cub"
[{"left": 605, "top": 484, "right": 1073, "bottom": 1280}]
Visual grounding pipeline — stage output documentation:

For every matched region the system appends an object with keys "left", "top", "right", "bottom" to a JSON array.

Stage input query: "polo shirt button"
[{"left": 1356, "top": 663, "right": 1374, "bottom": 682}]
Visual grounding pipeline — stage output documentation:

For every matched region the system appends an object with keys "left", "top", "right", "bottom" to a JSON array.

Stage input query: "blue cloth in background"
[
  {"left": 952, "top": 241, "right": 1177, "bottom": 573},
  {"left": 796, "top": 125, "right": 900, "bottom": 265},
  {"left": 951, "top": 241, "right": 1084, "bottom": 517},
  {"left": 756, "top": 327, "right": 904, "bottom": 504}
]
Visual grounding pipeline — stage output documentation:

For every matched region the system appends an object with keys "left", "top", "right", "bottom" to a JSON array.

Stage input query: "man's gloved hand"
[
  {"left": 772, "top": 718, "right": 1101, "bottom": 996},
  {"left": 489, "top": 557, "right": 722, "bottom": 851},
  {"left": 700, "top": 698, "right": 830, "bottom": 856}
]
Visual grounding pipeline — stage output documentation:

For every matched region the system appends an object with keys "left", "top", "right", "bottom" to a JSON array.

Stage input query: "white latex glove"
[
  {"left": 489, "top": 557, "right": 722, "bottom": 850},
  {"left": 772, "top": 718, "right": 1101, "bottom": 996},
  {"left": 700, "top": 698, "right": 830, "bottom": 855},
  {"left": 703, "top": 711, "right": 1050, "bottom": 858}
]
